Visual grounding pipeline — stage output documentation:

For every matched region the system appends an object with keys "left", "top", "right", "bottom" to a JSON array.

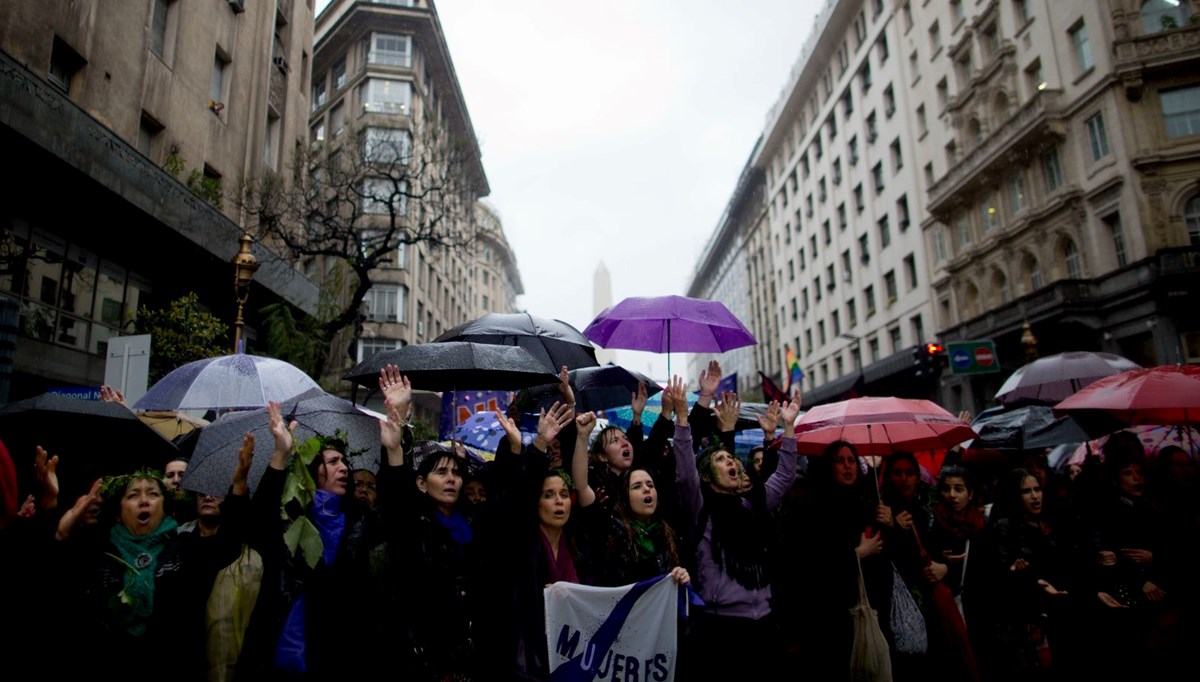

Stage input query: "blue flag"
[
  {"left": 437, "top": 389, "right": 510, "bottom": 440},
  {"left": 716, "top": 372, "right": 738, "bottom": 396}
]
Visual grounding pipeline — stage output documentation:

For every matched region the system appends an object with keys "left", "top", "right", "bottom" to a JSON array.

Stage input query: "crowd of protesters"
[{"left": 0, "top": 359, "right": 1197, "bottom": 682}]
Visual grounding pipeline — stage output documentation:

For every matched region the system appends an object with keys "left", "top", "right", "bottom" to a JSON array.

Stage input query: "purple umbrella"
[
  {"left": 582, "top": 295, "right": 756, "bottom": 375},
  {"left": 995, "top": 351, "right": 1141, "bottom": 406}
]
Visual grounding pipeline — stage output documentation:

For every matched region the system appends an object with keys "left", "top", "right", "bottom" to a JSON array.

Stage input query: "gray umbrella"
[
  {"left": 133, "top": 354, "right": 321, "bottom": 411},
  {"left": 994, "top": 351, "right": 1141, "bottom": 406},
  {"left": 183, "top": 389, "right": 384, "bottom": 498},
  {"left": 342, "top": 341, "right": 560, "bottom": 392}
]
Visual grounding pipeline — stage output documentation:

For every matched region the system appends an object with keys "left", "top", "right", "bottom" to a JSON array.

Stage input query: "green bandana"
[
  {"left": 630, "top": 518, "right": 660, "bottom": 558},
  {"left": 107, "top": 516, "right": 179, "bottom": 636}
]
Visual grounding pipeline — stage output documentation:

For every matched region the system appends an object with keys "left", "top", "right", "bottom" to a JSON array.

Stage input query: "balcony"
[
  {"left": 1114, "top": 23, "right": 1200, "bottom": 101},
  {"left": 927, "top": 88, "right": 1066, "bottom": 216}
]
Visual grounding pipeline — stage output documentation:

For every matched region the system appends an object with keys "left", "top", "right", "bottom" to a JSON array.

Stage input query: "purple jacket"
[{"left": 674, "top": 423, "right": 796, "bottom": 619}]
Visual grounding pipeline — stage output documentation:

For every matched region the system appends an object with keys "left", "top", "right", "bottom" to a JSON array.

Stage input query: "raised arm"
[
  {"left": 572, "top": 411, "right": 598, "bottom": 508},
  {"left": 266, "top": 400, "right": 297, "bottom": 471},
  {"left": 762, "top": 391, "right": 802, "bottom": 510},
  {"left": 668, "top": 375, "right": 703, "bottom": 529}
]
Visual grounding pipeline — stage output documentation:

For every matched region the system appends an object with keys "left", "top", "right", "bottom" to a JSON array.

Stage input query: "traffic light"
[{"left": 913, "top": 343, "right": 946, "bottom": 379}]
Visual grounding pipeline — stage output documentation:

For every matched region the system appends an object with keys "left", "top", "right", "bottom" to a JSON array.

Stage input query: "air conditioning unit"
[
  {"left": 867, "top": 132, "right": 878, "bottom": 143},
  {"left": 228, "top": 0, "right": 245, "bottom": 13}
]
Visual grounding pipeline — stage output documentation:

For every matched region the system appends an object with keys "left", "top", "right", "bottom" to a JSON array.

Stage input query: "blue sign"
[
  {"left": 46, "top": 386, "right": 102, "bottom": 400},
  {"left": 951, "top": 349, "right": 972, "bottom": 370}
]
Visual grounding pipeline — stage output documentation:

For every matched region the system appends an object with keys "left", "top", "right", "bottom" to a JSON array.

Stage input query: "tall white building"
[{"left": 592, "top": 261, "right": 616, "bottom": 365}]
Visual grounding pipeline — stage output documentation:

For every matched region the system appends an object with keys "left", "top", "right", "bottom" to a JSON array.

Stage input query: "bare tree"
[{"left": 241, "top": 107, "right": 487, "bottom": 378}]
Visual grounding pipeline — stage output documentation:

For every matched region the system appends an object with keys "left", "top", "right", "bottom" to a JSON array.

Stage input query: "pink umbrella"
[
  {"left": 1064, "top": 425, "right": 1200, "bottom": 467},
  {"left": 1054, "top": 365, "right": 1200, "bottom": 435},
  {"left": 792, "top": 397, "right": 977, "bottom": 457}
]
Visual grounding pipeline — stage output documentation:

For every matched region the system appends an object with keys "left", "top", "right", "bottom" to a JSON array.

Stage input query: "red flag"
[{"left": 759, "top": 371, "right": 787, "bottom": 403}]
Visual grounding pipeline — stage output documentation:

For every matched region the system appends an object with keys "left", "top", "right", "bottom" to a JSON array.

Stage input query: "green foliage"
[
  {"left": 410, "top": 417, "right": 437, "bottom": 442},
  {"left": 259, "top": 302, "right": 326, "bottom": 378},
  {"left": 134, "top": 292, "right": 228, "bottom": 384},
  {"left": 282, "top": 516, "right": 323, "bottom": 570},
  {"left": 187, "top": 170, "right": 224, "bottom": 209},
  {"left": 279, "top": 431, "right": 354, "bottom": 569},
  {"left": 163, "top": 150, "right": 186, "bottom": 177}
]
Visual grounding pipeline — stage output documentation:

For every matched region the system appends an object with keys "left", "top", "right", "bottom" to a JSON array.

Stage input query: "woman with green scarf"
[
  {"left": 571, "top": 410, "right": 691, "bottom": 588},
  {"left": 52, "top": 437, "right": 253, "bottom": 676}
]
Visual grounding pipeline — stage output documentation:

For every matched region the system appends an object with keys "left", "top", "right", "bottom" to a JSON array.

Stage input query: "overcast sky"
[{"left": 320, "top": 0, "right": 824, "bottom": 382}]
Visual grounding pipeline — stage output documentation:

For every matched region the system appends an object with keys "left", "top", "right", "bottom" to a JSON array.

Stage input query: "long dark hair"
[
  {"left": 694, "top": 445, "right": 772, "bottom": 590},
  {"left": 612, "top": 466, "right": 680, "bottom": 567}
]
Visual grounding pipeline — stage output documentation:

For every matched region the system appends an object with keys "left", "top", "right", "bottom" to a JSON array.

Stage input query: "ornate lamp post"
[{"left": 231, "top": 233, "right": 260, "bottom": 354}]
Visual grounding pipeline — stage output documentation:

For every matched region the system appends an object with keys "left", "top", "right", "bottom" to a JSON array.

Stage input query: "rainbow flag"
[{"left": 786, "top": 345, "right": 804, "bottom": 393}]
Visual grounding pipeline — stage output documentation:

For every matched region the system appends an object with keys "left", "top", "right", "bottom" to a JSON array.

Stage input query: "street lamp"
[{"left": 231, "top": 232, "right": 260, "bottom": 354}]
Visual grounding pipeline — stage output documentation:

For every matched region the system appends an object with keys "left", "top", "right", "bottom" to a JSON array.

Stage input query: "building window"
[
  {"left": 1008, "top": 172, "right": 1028, "bottom": 214},
  {"left": 366, "top": 33, "right": 411, "bottom": 67},
  {"left": 1105, "top": 213, "right": 1128, "bottom": 267},
  {"left": 859, "top": 62, "right": 872, "bottom": 94},
  {"left": 909, "top": 50, "right": 920, "bottom": 83},
  {"left": 823, "top": 219, "right": 832, "bottom": 244},
  {"left": 902, "top": 2, "right": 913, "bottom": 31},
  {"left": 982, "top": 24, "right": 1001, "bottom": 61},
  {"left": 1026, "top": 253, "right": 1044, "bottom": 289},
  {"left": 838, "top": 203, "right": 847, "bottom": 230},
  {"left": 929, "top": 21, "right": 942, "bottom": 54},
  {"left": 365, "top": 285, "right": 404, "bottom": 323},
  {"left": 904, "top": 254, "right": 917, "bottom": 290},
  {"left": 932, "top": 225, "right": 946, "bottom": 262},
  {"left": 890, "top": 138, "right": 903, "bottom": 172},
  {"left": 827, "top": 114, "right": 838, "bottom": 141},
  {"left": 842, "top": 250, "right": 852, "bottom": 283},
  {"left": 362, "top": 127, "right": 412, "bottom": 163},
  {"left": 917, "top": 104, "right": 928, "bottom": 136},
  {"left": 819, "top": 178, "right": 828, "bottom": 203},
  {"left": 911, "top": 315, "right": 925, "bottom": 347},
  {"left": 867, "top": 111, "right": 878, "bottom": 142},
  {"left": 330, "top": 101, "right": 345, "bottom": 137},
  {"left": 801, "top": 152, "right": 811, "bottom": 178},
  {"left": 955, "top": 212, "right": 972, "bottom": 248},
  {"left": 889, "top": 326, "right": 903, "bottom": 353},
  {"left": 312, "top": 78, "right": 327, "bottom": 111},
  {"left": 849, "top": 135, "right": 859, "bottom": 165},
  {"left": 847, "top": 299, "right": 858, "bottom": 328},
  {"left": 924, "top": 163, "right": 935, "bottom": 187},
  {"left": 138, "top": 112, "right": 163, "bottom": 157},
  {"left": 1086, "top": 112, "right": 1111, "bottom": 161},
  {"left": 1070, "top": 21, "right": 1093, "bottom": 73},
  {"left": 212, "top": 51, "right": 231, "bottom": 108},
  {"left": 854, "top": 184, "right": 864, "bottom": 213},
  {"left": 1186, "top": 195, "right": 1200, "bottom": 245},
  {"left": 955, "top": 50, "right": 974, "bottom": 89},
  {"left": 149, "top": 0, "right": 176, "bottom": 60},
  {"left": 1063, "top": 237, "right": 1083, "bottom": 278},
  {"left": 361, "top": 78, "right": 412, "bottom": 114},
  {"left": 49, "top": 36, "right": 85, "bottom": 94},
  {"left": 1043, "top": 146, "right": 1064, "bottom": 190},
  {"left": 833, "top": 159, "right": 843, "bottom": 186},
  {"left": 1015, "top": 0, "right": 1033, "bottom": 24},
  {"left": 884, "top": 270, "right": 898, "bottom": 303},
  {"left": 872, "top": 162, "right": 885, "bottom": 194},
  {"left": 995, "top": 269, "right": 1012, "bottom": 304},
  {"left": 877, "top": 35, "right": 890, "bottom": 63},
  {"left": 263, "top": 111, "right": 281, "bottom": 170},
  {"left": 1026, "top": 59, "right": 1046, "bottom": 96},
  {"left": 827, "top": 264, "right": 837, "bottom": 292},
  {"left": 884, "top": 84, "right": 896, "bottom": 118},
  {"left": 897, "top": 195, "right": 911, "bottom": 230},
  {"left": 981, "top": 192, "right": 1000, "bottom": 231},
  {"left": 865, "top": 285, "right": 877, "bottom": 317},
  {"left": 951, "top": 0, "right": 964, "bottom": 24},
  {"left": 362, "top": 178, "right": 408, "bottom": 215},
  {"left": 359, "top": 338, "right": 402, "bottom": 362},
  {"left": 859, "top": 234, "right": 870, "bottom": 264},
  {"left": 1161, "top": 85, "right": 1200, "bottom": 138},
  {"left": 332, "top": 57, "right": 347, "bottom": 90},
  {"left": 936, "top": 78, "right": 949, "bottom": 111},
  {"left": 832, "top": 311, "right": 842, "bottom": 338},
  {"left": 842, "top": 90, "right": 854, "bottom": 118},
  {"left": 878, "top": 216, "right": 891, "bottom": 249},
  {"left": 1143, "top": 0, "right": 1191, "bottom": 34}
]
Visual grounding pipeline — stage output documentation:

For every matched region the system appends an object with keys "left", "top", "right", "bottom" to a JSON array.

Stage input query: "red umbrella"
[
  {"left": 792, "top": 397, "right": 977, "bottom": 457},
  {"left": 1053, "top": 365, "right": 1200, "bottom": 436}
]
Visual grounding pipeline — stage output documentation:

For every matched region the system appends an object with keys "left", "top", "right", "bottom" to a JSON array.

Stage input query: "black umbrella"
[
  {"left": 343, "top": 341, "right": 561, "bottom": 393},
  {"left": 185, "top": 389, "right": 386, "bottom": 498},
  {"left": 0, "top": 392, "right": 180, "bottom": 500},
  {"left": 966, "top": 405, "right": 1089, "bottom": 451},
  {"left": 433, "top": 312, "right": 600, "bottom": 372},
  {"left": 517, "top": 364, "right": 662, "bottom": 413}
]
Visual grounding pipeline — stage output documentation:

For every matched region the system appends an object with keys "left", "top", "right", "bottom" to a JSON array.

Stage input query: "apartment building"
[
  {"left": 690, "top": 0, "right": 1200, "bottom": 410},
  {"left": 0, "top": 0, "right": 320, "bottom": 400},
  {"left": 311, "top": 0, "right": 522, "bottom": 378},
  {"left": 911, "top": 0, "right": 1200, "bottom": 412}
]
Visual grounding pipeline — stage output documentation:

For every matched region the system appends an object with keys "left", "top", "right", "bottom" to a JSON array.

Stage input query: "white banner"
[{"left": 544, "top": 574, "right": 683, "bottom": 682}]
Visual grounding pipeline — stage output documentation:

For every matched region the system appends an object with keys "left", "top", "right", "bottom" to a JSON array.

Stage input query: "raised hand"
[
  {"left": 698, "top": 360, "right": 722, "bottom": 402},
  {"left": 659, "top": 386, "right": 675, "bottom": 420},
  {"left": 631, "top": 381, "right": 648, "bottom": 421},
  {"left": 379, "top": 365, "right": 412, "bottom": 421},
  {"left": 533, "top": 401, "right": 573, "bottom": 452},
  {"left": 99, "top": 385, "right": 127, "bottom": 407},
  {"left": 232, "top": 433, "right": 254, "bottom": 496},
  {"left": 451, "top": 439, "right": 467, "bottom": 460},
  {"left": 381, "top": 401, "right": 406, "bottom": 466},
  {"left": 17, "top": 494, "right": 36, "bottom": 519},
  {"left": 667, "top": 376, "right": 689, "bottom": 425},
  {"left": 267, "top": 400, "right": 298, "bottom": 470},
  {"left": 575, "top": 410, "right": 598, "bottom": 442},
  {"left": 1143, "top": 581, "right": 1166, "bottom": 602},
  {"left": 495, "top": 410, "right": 524, "bottom": 453},
  {"left": 712, "top": 391, "right": 740, "bottom": 432},
  {"left": 757, "top": 400, "right": 781, "bottom": 435},
  {"left": 55, "top": 479, "right": 102, "bottom": 541},
  {"left": 779, "top": 391, "right": 802, "bottom": 438},
  {"left": 556, "top": 365, "right": 576, "bottom": 408},
  {"left": 34, "top": 446, "right": 60, "bottom": 512}
]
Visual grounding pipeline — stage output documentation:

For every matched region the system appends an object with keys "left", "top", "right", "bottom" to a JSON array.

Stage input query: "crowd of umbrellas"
[{"left": 1, "top": 293, "right": 1198, "bottom": 504}]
